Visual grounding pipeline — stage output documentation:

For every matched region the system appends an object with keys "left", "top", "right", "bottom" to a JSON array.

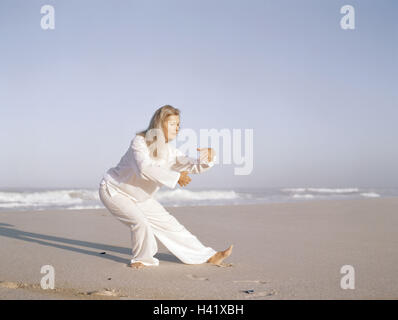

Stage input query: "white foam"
[
  {"left": 307, "top": 188, "right": 359, "bottom": 194},
  {"left": 282, "top": 188, "right": 359, "bottom": 194},
  {"left": 0, "top": 186, "right": 394, "bottom": 212},
  {"left": 154, "top": 189, "right": 239, "bottom": 202},
  {"left": 360, "top": 192, "right": 380, "bottom": 198},
  {"left": 282, "top": 188, "right": 306, "bottom": 193},
  {"left": 292, "top": 194, "right": 314, "bottom": 199},
  {"left": 67, "top": 205, "right": 104, "bottom": 210},
  {"left": 0, "top": 189, "right": 99, "bottom": 209}
]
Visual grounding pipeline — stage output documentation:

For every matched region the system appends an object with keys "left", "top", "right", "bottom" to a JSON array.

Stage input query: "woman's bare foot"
[
  {"left": 129, "top": 262, "right": 146, "bottom": 269},
  {"left": 207, "top": 245, "right": 233, "bottom": 266}
]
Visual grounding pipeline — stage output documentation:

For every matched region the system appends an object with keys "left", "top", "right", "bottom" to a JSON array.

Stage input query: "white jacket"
[{"left": 100, "top": 134, "right": 215, "bottom": 202}]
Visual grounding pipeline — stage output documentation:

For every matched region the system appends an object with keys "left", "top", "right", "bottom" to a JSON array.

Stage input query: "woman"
[{"left": 98, "top": 105, "right": 233, "bottom": 269}]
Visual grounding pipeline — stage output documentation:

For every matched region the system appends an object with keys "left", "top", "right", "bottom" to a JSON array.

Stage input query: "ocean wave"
[
  {"left": 0, "top": 190, "right": 100, "bottom": 209},
  {"left": 0, "top": 188, "right": 240, "bottom": 210},
  {"left": 360, "top": 192, "right": 380, "bottom": 198},
  {"left": 282, "top": 188, "right": 359, "bottom": 194},
  {"left": 155, "top": 189, "right": 239, "bottom": 202},
  {"left": 292, "top": 194, "right": 315, "bottom": 199},
  {"left": 0, "top": 187, "right": 394, "bottom": 212},
  {"left": 67, "top": 205, "right": 104, "bottom": 210}
]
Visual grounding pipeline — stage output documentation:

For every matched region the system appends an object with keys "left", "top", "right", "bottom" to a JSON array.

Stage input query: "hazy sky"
[{"left": 1, "top": 0, "right": 397, "bottom": 189}]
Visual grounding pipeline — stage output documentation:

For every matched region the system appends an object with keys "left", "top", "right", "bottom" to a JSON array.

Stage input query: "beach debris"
[
  {"left": 107, "top": 278, "right": 112, "bottom": 280},
  {"left": 243, "top": 289, "right": 276, "bottom": 298},
  {"left": 243, "top": 289, "right": 255, "bottom": 294}
]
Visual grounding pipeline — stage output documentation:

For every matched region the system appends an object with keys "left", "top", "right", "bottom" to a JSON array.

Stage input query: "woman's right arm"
[{"left": 131, "top": 136, "right": 181, "bottom": 189}]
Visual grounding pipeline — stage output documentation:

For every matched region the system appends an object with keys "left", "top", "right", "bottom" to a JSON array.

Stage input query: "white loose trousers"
[{"left": 99, "top": 180, "right": 217, "bottom": 266}]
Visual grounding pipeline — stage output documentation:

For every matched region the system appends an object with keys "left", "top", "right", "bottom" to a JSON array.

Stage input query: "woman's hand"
[
  {"left": 197, "top": 148, "right": 215, "bottom": 163},
  {"left": 178, "top": 171, "right": 191, "bottom": 187}
]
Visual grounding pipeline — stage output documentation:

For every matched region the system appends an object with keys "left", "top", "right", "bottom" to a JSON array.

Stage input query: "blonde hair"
[{"left": 136, "top": 105, "right": 180, "bottom": 159}]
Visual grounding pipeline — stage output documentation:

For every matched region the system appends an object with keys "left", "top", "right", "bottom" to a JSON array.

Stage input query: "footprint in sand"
[
  {"left": 214, "top": 262, "right": 234, "bottom": 268},
  {"left": 86, "top": 288, "right": 124, "bottom": 297},
  {"left": 0, "top": 280, "right": 129, "bottom": 299},
  {"left": 186, "top": 274, "right": 209, "bottom": 281},
  {"left": 232, "top": 280, "right": 276, "bottom": 298},
  {"left": 233, "top": 280, "right": 267, "bottom": 284},
  {"left": 0, "top": 281, "right": 20, "bottom": 289}
]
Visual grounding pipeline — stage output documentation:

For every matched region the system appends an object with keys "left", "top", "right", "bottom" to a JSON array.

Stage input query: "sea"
[{"left": 0, "top": 186, "right": 397, "bottom": 212}]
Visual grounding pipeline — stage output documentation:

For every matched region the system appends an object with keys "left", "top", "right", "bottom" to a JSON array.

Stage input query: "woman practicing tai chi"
[{"left": 98, "top": 105, "right": 233, "bottom": 269}]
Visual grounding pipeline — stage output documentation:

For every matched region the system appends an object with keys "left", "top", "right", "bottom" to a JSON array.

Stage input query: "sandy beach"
[{"left": 0, "top": 197, "right": 397, "bottom": 300}]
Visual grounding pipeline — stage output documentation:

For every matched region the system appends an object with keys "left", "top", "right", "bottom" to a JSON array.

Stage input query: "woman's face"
[{"left": 162, "top": 115, "right": 180, "bottom": 142}]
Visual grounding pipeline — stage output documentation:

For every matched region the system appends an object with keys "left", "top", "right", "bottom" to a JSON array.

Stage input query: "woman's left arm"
[{"left": 171, "top": 148, "right": 216, "bottom": 174}]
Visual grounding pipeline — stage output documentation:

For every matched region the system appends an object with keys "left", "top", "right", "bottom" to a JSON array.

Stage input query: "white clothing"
[
  {"left": 102, "top": 134, "right": 215, "bottom": 201},
  {"left": 99, "top": 183, "right": 217, "bottom": 265},
  {"left": 98, "top": 134, "right": 217, "bottom": 266}
]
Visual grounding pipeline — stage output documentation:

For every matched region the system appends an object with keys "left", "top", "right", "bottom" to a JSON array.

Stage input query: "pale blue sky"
[{"left": 1, "top": 0, "right": 397, "bottom": 189}]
